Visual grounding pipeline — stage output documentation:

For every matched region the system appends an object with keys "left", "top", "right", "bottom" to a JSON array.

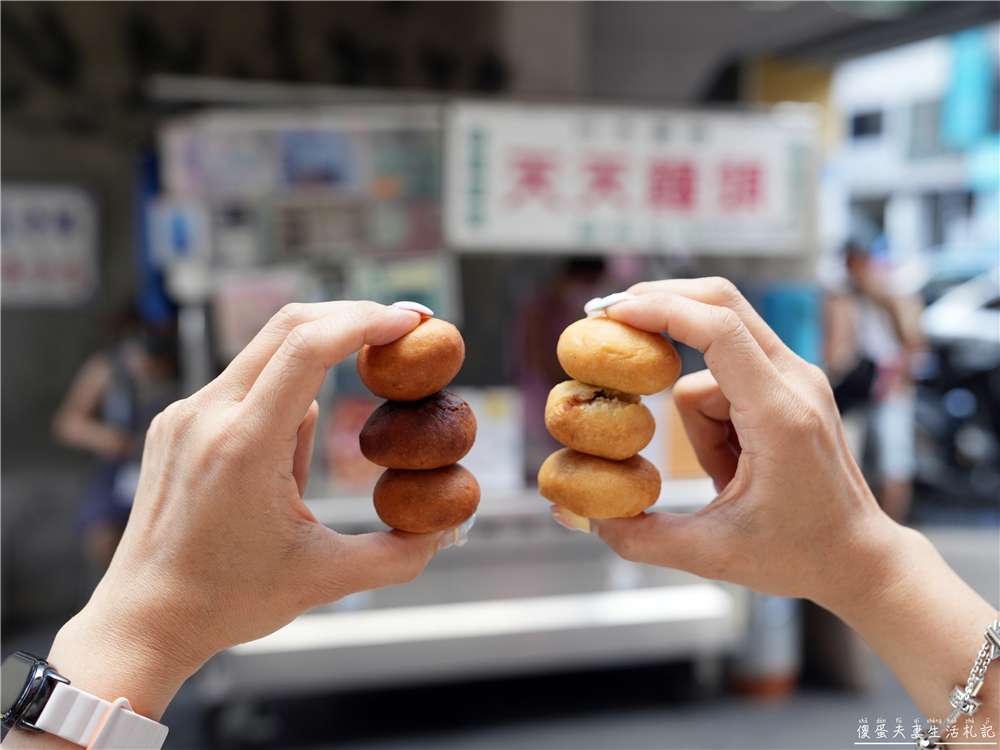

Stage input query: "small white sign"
[
  {"left": 1, "top": 184, "right": 98, "bottom": 307},
  {"left": 444, "top": 101, "right": 819, "bottom": 255},
  {"left": 147, "top": 198, "right": 211, "bottom": 267},
  {"left": 450, "top": 387, "right": 525, "bottom": 494}
]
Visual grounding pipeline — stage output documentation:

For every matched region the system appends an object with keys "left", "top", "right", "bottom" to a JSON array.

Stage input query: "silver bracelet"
[{"left": 914, "top": 616, "right": 1000, "bottom": 749}]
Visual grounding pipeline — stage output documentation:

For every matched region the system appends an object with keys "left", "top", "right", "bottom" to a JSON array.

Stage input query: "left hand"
[{"left": 46, "top": 301, "right": 454, "bottom": 721}]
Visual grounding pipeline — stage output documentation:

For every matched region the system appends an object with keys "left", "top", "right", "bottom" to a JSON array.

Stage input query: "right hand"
[{"left": 585, "top": 278, "right": 901, "bottom": 609}]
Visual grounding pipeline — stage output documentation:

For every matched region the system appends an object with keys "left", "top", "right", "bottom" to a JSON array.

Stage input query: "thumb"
[
  {"left": 312, "top": 528, "right": 445, "bottom": 600},
  {"left": 592, "top": 511, "right": 726, "bottom": 579}
]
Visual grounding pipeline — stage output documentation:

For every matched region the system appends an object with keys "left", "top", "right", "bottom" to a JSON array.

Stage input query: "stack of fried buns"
[
  {"left": 538, "top": 316, "right": 681, "bottom": 519},
  {"left": 357, "top": 317, "right": 480, "bottom": 533}
]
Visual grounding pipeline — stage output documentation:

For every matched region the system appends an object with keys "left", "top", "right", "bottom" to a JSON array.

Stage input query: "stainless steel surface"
[
  {"left": 305, "top": 478, "right": 718, "bottom": 527},
  {"left": 196, "top": 481, "right": 749, "bottom": 701},
  {"left": 199, "top": 584, "right": 742, "bottom": 699}
]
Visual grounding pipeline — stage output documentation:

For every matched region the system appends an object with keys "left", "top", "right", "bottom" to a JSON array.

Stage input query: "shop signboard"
[
  {"left": 444, "top": 101, "right": 819, "bottom": 255},
  {"left": 159, "top": 108, "right": 441, "bottom": 202},
  {"left": 1, "top": 184, "right": 98, "bottom": 307}
]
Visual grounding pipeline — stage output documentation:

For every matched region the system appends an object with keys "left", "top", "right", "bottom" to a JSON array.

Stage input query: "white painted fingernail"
[
  {"left": 392, "top": 301, "right": 434, "bottom": 316},
  {"left": 585, "top": 297, "right": 606, "bottom": 318},
  {"left": 583, "top": 292, "right": 635, "bottom": 315},
  {"left": 551, "top": 505, "right": 593, "bottom": 533},
  {"left": 439, "top": 514, "right": 476, "bottom": 550}
]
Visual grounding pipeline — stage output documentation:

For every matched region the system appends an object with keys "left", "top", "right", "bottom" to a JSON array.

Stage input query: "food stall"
[{"left": 145, "top": 96, "right": 820, "bottom": 717}]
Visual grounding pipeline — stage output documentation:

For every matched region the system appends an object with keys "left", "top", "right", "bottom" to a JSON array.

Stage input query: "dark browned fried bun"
[
  {"left": 360, "top": 390, "right": 477, "bottom": 470},
  {"left": 357, "top": 318, "right": 465, "bottom": 401},
  {"left": 556, "top": 317, "right": 681, "bottom": 396},
  {"left": 544, "top": 380, "right": 655, "bottom": 460},
  {"left": 537, "top": 448, "right": 660, "bottom": 519},
  {"left": 373, "top": 464, "right": 481, "bottom": 533}
]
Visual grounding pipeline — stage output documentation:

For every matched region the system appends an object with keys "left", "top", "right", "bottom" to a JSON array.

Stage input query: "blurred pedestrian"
[
  {"left": 52, "top": 312, "right": 179, "bottom": 571},
  {"left": 824, "top": 241, "right": 926, "bottom": 523}
]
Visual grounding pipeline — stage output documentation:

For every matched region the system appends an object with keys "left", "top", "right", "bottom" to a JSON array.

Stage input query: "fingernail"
[
  {"left": 551, "top": 505, "right": 593, "bottom": 533},
  {"left": 439, "top": 514, "right": 476, "bottom": 550},
  {"left": 714, "top": 479, "right": 724, "bottom": 494},
  {"left": 585, "top": 297, "right": 606, "bottom": 318},
  {"left": 392, "top": 301, "right": 434, "bottom": 316},
  {"left": 583, "top": 292, "right": 635, "bottom": 315}
]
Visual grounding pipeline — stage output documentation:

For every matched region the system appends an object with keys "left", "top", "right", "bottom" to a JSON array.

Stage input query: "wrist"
[
  {"left": 814, "top": 518, "right": 999, "bottom": 724},
  {"left": 2, "top": 645, "right": 172, "bottom": 750},
  {"left": 46, "top": 604, "right": 203, "bottom": 722},
  {"left": 811, "top": 510, "right": 913, "bottom": 624}
]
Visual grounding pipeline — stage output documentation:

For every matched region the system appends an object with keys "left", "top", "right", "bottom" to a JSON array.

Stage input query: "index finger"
[
  {"left": 627, "top": 277, "right": 796, "bottom": 368},
  {"left": 213, "top": 301, "right": 365, "bottom": 400},
  {"left": 240, "top": 301, "right": 421, "bottom": 440},
  {"left": 605, "top": 291, "right": 781, "bottom": 414}
]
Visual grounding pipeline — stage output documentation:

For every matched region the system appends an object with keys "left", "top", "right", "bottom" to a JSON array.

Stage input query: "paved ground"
[
  {"left": 160, "top": 646, "right": 923, "bottom": 750},
  {"left": 328, "top": 661, "right": 921, "bottom": 750}
]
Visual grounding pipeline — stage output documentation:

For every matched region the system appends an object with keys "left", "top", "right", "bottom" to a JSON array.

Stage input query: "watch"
[{"left": 1, "top": 651, "right": 167, "bottom": 749}]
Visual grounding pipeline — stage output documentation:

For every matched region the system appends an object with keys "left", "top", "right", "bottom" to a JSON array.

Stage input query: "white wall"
[{"left": 829, "top": 22, "right": 999, "bottom": 256}]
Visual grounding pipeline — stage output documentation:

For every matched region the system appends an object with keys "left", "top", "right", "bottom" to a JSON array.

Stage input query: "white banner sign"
[
  {"left": 444, "top": 102, "right": 819, "bottom": 255},
  {"left": 1, "top": 184, "right": 98, "bottom": 306}
]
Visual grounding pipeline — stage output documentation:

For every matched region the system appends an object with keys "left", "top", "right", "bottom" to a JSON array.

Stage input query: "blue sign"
[{"left": 941, "top": 27, "right": 996, "bottom": 151}]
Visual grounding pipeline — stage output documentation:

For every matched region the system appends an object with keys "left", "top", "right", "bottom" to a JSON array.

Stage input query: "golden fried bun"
[
  {"left": 537, "top": 448, "right": 660, "bottom": 518},
  {"left": 545, "top": 380, "right": 655, "bottom": 460},
  {"left": 373, "top": 464, "right": 480, "bottom": 533},
  {"left": 556, "top": 317, "right": 681, "bottom": 396},
  {"left": 360, "top": 390, "right": 477, "bottom": 470},
  {"left": 358, "top": 318, "right": 465, "bottom": 401}
]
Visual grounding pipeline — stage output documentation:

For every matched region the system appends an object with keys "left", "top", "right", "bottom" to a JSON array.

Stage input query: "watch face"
[{"left": 1, "top": 652, "right": 36, "bottom": 718}]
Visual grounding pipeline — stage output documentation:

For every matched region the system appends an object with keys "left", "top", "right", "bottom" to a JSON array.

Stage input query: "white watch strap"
[{"left": 34, "top": 682, "right": 168, "bottom": 749}]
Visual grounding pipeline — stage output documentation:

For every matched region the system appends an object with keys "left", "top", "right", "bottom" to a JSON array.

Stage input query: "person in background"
[
  {"left": 824, "top": 241, "right": 926, "bottom": 523},
  {"left": 52, "top": 312, "right": 179, "bottom": 571}
]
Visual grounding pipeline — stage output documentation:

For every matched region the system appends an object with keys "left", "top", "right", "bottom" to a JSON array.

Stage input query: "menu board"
[
  {"left": 444, "top": 101, "right": 819, "bottom": 255},
  {"left": 159, "top": 108, "right": 441, "bottom": 203}
]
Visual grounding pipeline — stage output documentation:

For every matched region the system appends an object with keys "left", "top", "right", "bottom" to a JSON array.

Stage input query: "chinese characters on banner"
[
  {"left": 444, "top": 102, "right": 819, "bottom": 255},
  {"left": 1, "top": 184, "right": 98, "bottom": 307},
  {"left": 857, "top": 716, "right": 996, "bottom": 744}
]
